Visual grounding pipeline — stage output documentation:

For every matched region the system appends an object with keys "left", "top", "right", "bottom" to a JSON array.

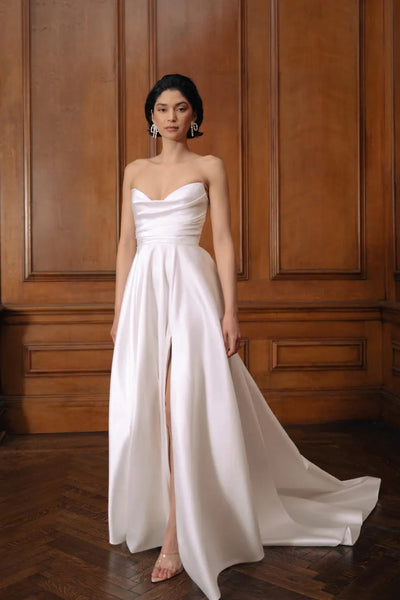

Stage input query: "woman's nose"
[{"left": 168, "top": 109, "right": 176, "bottom": 121}]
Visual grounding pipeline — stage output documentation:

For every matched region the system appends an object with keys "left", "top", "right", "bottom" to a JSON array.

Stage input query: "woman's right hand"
[{"left": 110, "top": 315, "right": 119, "bottom": 344}]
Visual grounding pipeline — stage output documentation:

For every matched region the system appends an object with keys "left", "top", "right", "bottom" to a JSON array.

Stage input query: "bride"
[{"left": 108, "top": 74, "right": 380, "bottom": 600}]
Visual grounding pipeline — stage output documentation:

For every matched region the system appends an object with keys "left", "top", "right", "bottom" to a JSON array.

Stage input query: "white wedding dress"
[{"left": 108, "top": 181, "right": 380, "bottom": 600}]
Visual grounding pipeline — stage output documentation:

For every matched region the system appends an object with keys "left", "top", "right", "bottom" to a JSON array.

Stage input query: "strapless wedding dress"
[{"left": 108, "top": 181, "right": 380, "bottom": 600}]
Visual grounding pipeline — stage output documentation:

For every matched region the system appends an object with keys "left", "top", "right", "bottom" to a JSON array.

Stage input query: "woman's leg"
[{"left": 151, "top": 348, "right": 182, "bottom": 580}]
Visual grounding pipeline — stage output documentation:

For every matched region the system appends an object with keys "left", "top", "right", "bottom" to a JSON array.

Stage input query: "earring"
[
  {"left": 190, "top": 121, "right": 199, "bottom": 137},
  {"left": 150, "top": 123, "right": 158, "bottom": 138}
]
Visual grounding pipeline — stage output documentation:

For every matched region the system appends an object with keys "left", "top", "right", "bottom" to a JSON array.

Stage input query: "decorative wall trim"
[
  {"left": 392, "top": 341, "right": 400, "bottom": 375},
  {"left": 147, "top": 0, "right": 157, "bottom": 159},
  {"left": 237, "top": 0, "right": 249, "bottom": 280},
  {"left": 238, "top": 336, "right": 249, "bottom": 368},
  {"left": 271, "top": 338, "right": 367, "bottom": 372},
  {"left": 393, "top": 0, "right": 400, "bottom": 277},
  {"left": 24, "top": 342, "right": 113, "bottom": 377},
  {"left": 4, "top": 395, "right": 109, "bottom": 434},
  {"left": 1, "top": 300, "right": 382, "bottom": 324},
  {"left": 3, "top": 387, "right": 383, "bottom": 433},
  {"left": 22, "top": 0, "right": 124, "bottom": 281},
  {"left": 382, "top": 389, "right": 400, "bottom": 429},
  {"left": 116, "top": 0, "right": 126, "bottom": 240},
  {"left": 269, "top": 0, "right": 366, "bottom": 280}
]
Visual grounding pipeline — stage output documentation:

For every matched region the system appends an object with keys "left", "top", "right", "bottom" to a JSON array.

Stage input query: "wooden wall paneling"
[
  {"left": 124, "top": 0, "right": 152, "bottom": 165},
  {"left": 270, "top": 339, "right": 367, "bottom": 372},
  {"left": 1, "top": 307, "right": 112, "bottom": 433},
  {"left": 384, "top": 0, "right": 395, "bottom": 304},
  {"left": 394, "top": 0, "right": 400, "bottom": 298},
  {"left": 241, "top": 0, "right": 386, "bottom": 302},
  {"left": 27, "top": 0, "right": 118, "bottom": 277},
  {"left": 382, "top": 307, "right": 400, "bottom": 428},
  {"left": 0, "top": 0, "right": 24, "bottom": 301},
  {"left": 394, "top": 0, "right": 400, "bottom": 280},
  {"left": 381, "top": 1, "right": 400, "bottom": 430},
  {"left": 239, "top": 303, "right": 382, "bottom": 423},
  {"left": 1, "top": 0, "right": 121, "bottom": 304},
  {"left": 271, "top": 0, "right": 364, "bottom": 279},
  {"left": 0, "top": 0, "right": 392, "bottom": 432},
  {"left": 155, "top": 0, "right": 248, "bottom": 278},
  {"left": 245, "top": 319, "right": 381, "bottom": 390}
]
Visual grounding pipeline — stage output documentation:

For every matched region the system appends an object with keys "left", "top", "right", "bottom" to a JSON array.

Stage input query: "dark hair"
[{"left": 145, "top": 73, "right": 204, "bottom": 138}]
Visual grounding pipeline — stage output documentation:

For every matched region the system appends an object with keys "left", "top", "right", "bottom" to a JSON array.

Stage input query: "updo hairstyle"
[{"left": 144, "top": 73, "right": 204, "bottom": 138}]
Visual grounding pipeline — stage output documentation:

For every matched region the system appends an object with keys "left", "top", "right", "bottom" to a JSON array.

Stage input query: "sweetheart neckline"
[{"left": 131, "top": 181, "right": 207, "bottom": 202}]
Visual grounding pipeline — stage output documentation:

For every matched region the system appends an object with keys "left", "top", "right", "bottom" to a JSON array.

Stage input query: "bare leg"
[{"left": 151, "top": 347, "right": 183, "bottom": 581}]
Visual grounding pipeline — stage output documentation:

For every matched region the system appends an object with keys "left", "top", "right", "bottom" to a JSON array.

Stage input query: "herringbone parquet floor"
[{"left": 1, "top": 420, "right": 399, "bottom": 600}]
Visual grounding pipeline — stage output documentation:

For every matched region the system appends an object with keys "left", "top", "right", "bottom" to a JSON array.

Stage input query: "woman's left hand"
[{"left": 221, "top": 312, "right": 241, "bottom": 357}]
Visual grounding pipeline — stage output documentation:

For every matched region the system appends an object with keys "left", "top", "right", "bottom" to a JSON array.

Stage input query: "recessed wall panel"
[
  {"left": 28, "top": 0, "right": 118, "bottom": 276},
  {"left": 271, "top": 0, "right": 364, "bottom": 278},
  {"left": 156, "top": 0, "right": 248, "bottom": 277}
]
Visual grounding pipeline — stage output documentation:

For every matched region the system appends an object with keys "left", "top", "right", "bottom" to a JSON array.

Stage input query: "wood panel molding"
[
  {"left": 381, "top": 301, "right": 400, "bottom": 324},
  {"left": 237, "top": 336, "right": 249, "bottom": 368},
  {"left": 271, "top": 338, "right": 367, "bottom": 372},
  {"left": 1, "top": 300, "right": 382, "bottom": 324},
  {"left": 264, "top": 386, "right": 382, "bottom": 425},
  {"left": 2, "top": 304, "right": 113, "bottom": 325},
  {"left": 0, "top": 0, "right": 393, "bottom": 432},
  {"left": 238, "top": 0, "right": 249, "bottom": 281},
  {"left": 4, "top": 395, "right": 109, "bottom": 433},
  {"left": 24, "top": 342, "right": 113, "bottom": 377},
  {"left": 394, "top": 0, "right": 400, "bottom": 278},
  {"left": 22, "top": 0, "right": 123, "bottom": 282},
  {"left": 3, "top": 387, "right": 383, "bottom": 434},
  {"left": 392, "top": 341, "right": 400, "bottom": 376},
  {"left": 154, "top": 0, "right": 249, "bottom": 279},
  {"left": 382, "top": 389, "right": 400, "bottom": 429},
  {"left": 270, "top": 0, "right": 366, "bottom": 280}
]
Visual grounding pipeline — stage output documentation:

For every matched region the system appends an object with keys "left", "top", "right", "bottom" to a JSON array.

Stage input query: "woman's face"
[{"left": 151, "top": 88, "right": 196, "bottom": 140}]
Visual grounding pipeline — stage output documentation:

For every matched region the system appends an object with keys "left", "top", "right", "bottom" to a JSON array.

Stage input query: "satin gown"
[{"left": 108, "top": 181, "right": 381, "bottom": 600}]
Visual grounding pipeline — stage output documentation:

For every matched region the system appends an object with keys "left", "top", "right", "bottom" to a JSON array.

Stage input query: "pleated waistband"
[{"left": 136, "top": 235, "right": 200, "bottom": 246}]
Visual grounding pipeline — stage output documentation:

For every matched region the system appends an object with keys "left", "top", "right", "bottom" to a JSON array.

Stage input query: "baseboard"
[
  {"left": 263, "top": 387, "right": 383, "bottom": 425},
  {"left": 4, "top": 396, "right": 109, "bottom": 434},
  {"left": 3, "top": 388, "right": 384, "bottom": 433},
  {"left": 381, "top": 389, "right": 400, "bottom": 429}
]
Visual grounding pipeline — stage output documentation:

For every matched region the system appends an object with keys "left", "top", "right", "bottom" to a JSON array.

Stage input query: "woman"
[{"left": 108, "top": 74, "right": 380, "bottom": 600}]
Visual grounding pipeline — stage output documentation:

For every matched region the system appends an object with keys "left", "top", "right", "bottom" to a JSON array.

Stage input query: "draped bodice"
[{"left": 131, "top": 181, "right": 208, "bottom": 246}]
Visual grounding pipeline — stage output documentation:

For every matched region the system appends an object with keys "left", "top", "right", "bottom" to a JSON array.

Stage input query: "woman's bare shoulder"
[
  {"left": 124, "top": 158, "right": 150, "bottom": 186},
  {"left": 125, "top": 157, "right": 150, "bottom": 172},
  {"left": 198, "top": 153, "right": 224, "bottom": 166},
  {"left": 198, "top": 154, "right": 227, "bottom": 182}
]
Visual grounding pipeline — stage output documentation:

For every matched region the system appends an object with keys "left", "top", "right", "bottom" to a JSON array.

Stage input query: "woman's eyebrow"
[{"left": 155, "top": 101, "right": 188, "bottom": 107}]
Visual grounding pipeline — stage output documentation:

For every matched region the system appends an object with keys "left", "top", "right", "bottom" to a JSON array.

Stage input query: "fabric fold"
[{"left": 108, "top": 182, "right": 380, "bottom": 600}]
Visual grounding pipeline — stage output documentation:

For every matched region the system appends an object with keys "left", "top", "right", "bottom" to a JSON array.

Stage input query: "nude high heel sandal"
[{"left": 151, "top": 551, "right": 184, "bottom": 583}]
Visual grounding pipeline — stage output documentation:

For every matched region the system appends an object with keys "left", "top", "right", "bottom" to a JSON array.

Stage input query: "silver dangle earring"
[
  {"left": 190, "top": 121, "right": 199, "bottom": 137},
  {"left": 150, "top": 123, "right": 158, "bottom": 138}
]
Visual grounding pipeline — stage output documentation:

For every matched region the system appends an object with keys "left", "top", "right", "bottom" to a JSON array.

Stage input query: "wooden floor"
[{"left": 1, "top": 420, "right": 399, "bottom": 600}]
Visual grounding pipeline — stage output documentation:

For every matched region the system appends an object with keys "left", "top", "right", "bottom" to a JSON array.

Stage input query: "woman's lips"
[{"left": 166, "top": 127, "right": 178, "bottom": 131}]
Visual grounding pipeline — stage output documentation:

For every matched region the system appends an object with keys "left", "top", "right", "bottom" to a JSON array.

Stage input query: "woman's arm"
[
  {"left": 111, "top": 163, "right": 137, "bottom": 343},
  {"left": 207, "top": 156, "right": 241, "bottom": 357}
]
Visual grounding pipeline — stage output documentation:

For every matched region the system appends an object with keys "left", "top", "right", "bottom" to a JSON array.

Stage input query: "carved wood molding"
[
  {"left": 24, "top": 341, "right": 113, "bottom": 377},
  {"left": 393, "top": 0, "right": 400, "bottom": 278},
  {"left": 238, "top": 336, "right": 249, "bottom": 369},
  {"left": 238, "top": 0, "right": 249, "bottom": 280},
  {"left": 392, "top": 341, "right": 400, "bottom": 376},
  {"left": 271, "top": 338, "right": 367, "bottom": 372},
  {"left": 3, "top": 386, "right": 384, "bottom": 433},
  {"left": 269, "top": 0, "right": 366, "bottom": 280},
  {"left": 1, "top": 300, "right": 382, "bottom": 324},
  {"left": 21, "top": 0, "right": 124, "bottom": 282}
]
